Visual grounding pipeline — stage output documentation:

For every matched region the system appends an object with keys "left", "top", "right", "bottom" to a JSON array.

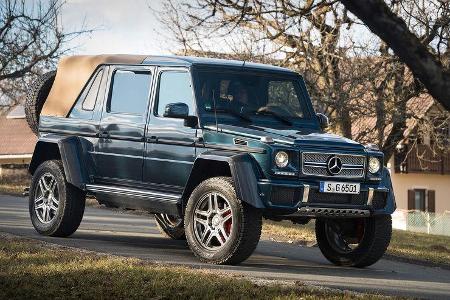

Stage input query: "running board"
[
  {"left": 85, "top": 184, "right": 180, "bottom": 203},
  {"left": 85, "top": 184, "right": 180, "bottom": 215},
  {"left": 292, "top": 206, "right": 370, "bottom": 218}
]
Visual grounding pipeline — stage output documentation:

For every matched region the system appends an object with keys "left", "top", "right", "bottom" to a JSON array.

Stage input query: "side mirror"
[
  {"left": 316, "top": 113, "right": 329, "bottom": 130},
  {"left": 164, "top": 102, "right": 198, "bottom": 128},
  {"left": 164, "top": 102, "right": 189, "bottom": 118}
]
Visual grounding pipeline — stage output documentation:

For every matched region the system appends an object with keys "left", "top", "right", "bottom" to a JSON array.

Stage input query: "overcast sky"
[{"left": 60, "top": 0, "right": 173, "bottom": 55}]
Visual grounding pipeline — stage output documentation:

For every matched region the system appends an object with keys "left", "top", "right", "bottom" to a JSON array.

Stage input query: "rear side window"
[
  {"left": 108, "top": 70, "right": 151, "bottom": 115},
  {"left": 69, "top": 68, "right": 104, "bottom": 119}
]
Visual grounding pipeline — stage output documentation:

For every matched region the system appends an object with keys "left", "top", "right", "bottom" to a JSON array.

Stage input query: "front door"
[
  {"left": 144, "top": 68, "right": 197, "bottom": 194},
  {"left": 94, "top": 66, "right": 154, "bottom": 185}
]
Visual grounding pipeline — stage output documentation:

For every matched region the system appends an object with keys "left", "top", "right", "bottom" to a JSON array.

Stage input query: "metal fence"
[{"left": 392, "top": 209, "right": 450, "bottom": 236}]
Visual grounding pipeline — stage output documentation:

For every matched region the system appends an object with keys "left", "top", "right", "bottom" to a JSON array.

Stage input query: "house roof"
[
  {"left": 0, "top": 107, "right": 37, "bottom": 156},
  {"left": 351, "top": 94, "right": 436, "bottom": 145}
]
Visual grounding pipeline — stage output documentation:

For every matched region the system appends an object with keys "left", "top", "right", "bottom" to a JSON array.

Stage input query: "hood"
[{"left": 206, "top": 124, "right": 365, "bottom": 151}]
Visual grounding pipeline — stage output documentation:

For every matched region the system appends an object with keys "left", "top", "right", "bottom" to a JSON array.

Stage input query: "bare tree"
[
  {"left": 0, "top": 0, "right": 89, "bottom": 112},
  {"left": 340, "top": 0, "right": 450, "bottom": 111},
  {"left": 154, "top": 0, "right": 430, "bottom": 160}
]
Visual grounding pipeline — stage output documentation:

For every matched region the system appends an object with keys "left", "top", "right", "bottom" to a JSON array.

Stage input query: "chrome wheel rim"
[
  {"left": 193, "top": 192, "right": 233, "bottom": 250},
  {"left": 34, "top": 173, "right": 59, "bottom": 224}
]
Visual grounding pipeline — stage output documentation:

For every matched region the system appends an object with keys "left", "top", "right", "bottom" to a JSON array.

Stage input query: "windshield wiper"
[
  {"left": 224, "top": 108, "right": 252, "bottom": 123},
  {"left": 257, "top": 110, "right": 293, "bottom": 126}
]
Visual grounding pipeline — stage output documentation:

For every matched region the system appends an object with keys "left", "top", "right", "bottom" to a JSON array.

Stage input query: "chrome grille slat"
[{"left": 302, "top": 152, "right": 365, "bottom": 178}]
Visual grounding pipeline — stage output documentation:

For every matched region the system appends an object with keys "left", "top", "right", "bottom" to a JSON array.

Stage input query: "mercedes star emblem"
[{"left": 327, "top": 156, "right": 343, "bottom": 175}]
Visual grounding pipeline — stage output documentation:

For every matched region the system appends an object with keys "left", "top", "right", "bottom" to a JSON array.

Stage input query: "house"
[
  {"left": 389, "top": 102, "right": 450, "bottom": 214},
  {"left": 0, "top": 105, "right": 37, "bottom": 183},
  {"left": 352, "top": 95, "right": 450, "bottom": 214}
]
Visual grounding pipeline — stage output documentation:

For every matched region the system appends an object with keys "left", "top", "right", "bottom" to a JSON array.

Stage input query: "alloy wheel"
[{"left": 34, "top": 173, "right": 59, "bottom": 223}]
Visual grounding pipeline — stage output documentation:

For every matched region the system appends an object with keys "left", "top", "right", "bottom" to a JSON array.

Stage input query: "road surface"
[{"left": 1, "top": 194, "right": 449, "bottom": 299}]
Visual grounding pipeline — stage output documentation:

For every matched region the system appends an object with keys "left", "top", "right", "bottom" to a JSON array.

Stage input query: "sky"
[{"left": 60, "top": 0, "right": 173, "bottom": 55}]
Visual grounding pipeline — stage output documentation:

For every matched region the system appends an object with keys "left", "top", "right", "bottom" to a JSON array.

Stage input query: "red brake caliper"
[{"left": 222, "top": 210, "right": 232, "bottom": 241}]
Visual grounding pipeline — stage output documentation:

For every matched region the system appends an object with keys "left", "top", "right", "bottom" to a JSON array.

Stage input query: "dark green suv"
[{"left": 25, "top": 55, "right": 395, "bottom": 267}]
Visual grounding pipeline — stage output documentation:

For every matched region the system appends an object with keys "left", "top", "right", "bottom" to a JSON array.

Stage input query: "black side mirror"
[
  {"left": 164, "top": 102, "right": 198, "bottom": 128},
  {"left": 316, "top": 113, "right": 329, "bottom": 130},
  {"left": 164, "top": 102, "right": 189, "bottom": 118}
]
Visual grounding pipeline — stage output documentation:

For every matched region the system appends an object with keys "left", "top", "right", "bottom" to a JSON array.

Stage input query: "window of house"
[
  {"left": 408, "top": 189, "right": 435, "bottom": 212},
  {"left": 156, "top": 71, "right": 194, "bottom": 117},
  {"left": 108, "top": 70, "right": 151, "bottom": 115}
]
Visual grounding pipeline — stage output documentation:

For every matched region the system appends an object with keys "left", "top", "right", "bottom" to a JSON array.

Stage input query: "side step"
[{"left": 85, "top": 184, "right": 180, "bottom": 202}]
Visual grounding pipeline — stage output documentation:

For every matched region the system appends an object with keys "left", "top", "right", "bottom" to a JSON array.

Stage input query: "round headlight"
[
  {"left": 275, "top": 151, "right": 289, "bottom": 168},
  {"left": 368, "top": 157, "right": 381, "bottom": 174}
]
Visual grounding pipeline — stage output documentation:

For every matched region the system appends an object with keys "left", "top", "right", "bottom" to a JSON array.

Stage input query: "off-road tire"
[
  {"left": 315, "top": 215, "right": 392, "bottom": 268},
  {"left": 184, "top": 177, "right": 262, "bottom": 265},
  {"left": 29, "top": 160, "right": 85, "bottom": 237},
  {"left": 25, "top": 70, "right": 56, "bottom": 135},
  {"left": 154, "top": 214, "right": 186, "bottom": 240}
]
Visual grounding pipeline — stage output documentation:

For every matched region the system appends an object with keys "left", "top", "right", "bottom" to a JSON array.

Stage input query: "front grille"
[
  {"left": 308, "top": 189, "right": 368, "bottom": 206},
  {"left": 302, "top": 152, "right": 365, "bottom": 178}
]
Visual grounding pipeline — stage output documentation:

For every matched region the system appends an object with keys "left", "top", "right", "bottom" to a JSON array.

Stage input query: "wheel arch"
[
  {"left": 181, "top": 151, "right": 265, "bottom": 213},
  {"left": 29, "top": 135, "right": 88, "bottom": 190}
]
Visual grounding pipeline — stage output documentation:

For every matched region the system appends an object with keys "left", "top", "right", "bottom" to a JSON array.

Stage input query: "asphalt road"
[{"left": 1, "top": 194, "right": 449, "bottom": 299}]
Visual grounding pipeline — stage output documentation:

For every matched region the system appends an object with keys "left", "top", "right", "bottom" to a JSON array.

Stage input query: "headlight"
[
  {"left": 368, "top": 157, "right": 381, "bottom": 174},
  {"left": 275, "top": 151, "right": 289, "bottom": 168}
]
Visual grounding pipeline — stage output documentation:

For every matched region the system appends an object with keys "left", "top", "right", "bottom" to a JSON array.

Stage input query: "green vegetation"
[
  {"left": 0, "top": 234, "right": 387, "bottom": 300},
  {"left": 262, "top": 220, "right": 450, "bottom": 267}
]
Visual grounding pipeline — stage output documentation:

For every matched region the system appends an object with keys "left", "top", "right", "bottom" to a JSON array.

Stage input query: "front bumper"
[{"left": 258, "top": 179, "right": 394, "bottom": 217}]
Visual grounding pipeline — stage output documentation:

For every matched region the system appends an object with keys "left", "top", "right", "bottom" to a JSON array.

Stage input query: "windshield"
[{"left": 193, "top": 69, "right": 311, "bottom": 127}]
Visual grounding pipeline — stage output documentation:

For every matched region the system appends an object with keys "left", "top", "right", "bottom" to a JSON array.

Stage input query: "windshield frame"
[{"left": 191, "top": 65, "right": 319, "bottom": 129}]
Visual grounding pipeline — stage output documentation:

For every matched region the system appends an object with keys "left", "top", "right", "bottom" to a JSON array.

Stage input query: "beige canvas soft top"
[{"left": 41, "top": 54, "right": 147, "bottom": 117}]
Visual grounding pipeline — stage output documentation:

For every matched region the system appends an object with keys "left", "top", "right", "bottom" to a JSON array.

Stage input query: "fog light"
[{"left": 275, "top": 151, "right": 289, "bottom": 168}]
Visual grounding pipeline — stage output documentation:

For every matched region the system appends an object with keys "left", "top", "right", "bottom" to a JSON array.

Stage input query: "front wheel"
[
  {"left": 184, "top": 177, "right": 262, "bottom": 265},
  {"left": 315, "top": 215, "right": 392, "bottom": 268}
]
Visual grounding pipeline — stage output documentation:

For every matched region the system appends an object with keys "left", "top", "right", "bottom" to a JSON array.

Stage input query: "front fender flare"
[{"left": 182, "top": 151, "right": 265, "bottom": 210}]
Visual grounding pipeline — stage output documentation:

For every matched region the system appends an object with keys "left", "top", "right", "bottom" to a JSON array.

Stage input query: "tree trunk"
[{"left": 340, "top": 0, "right": 450, "bottom": 111}]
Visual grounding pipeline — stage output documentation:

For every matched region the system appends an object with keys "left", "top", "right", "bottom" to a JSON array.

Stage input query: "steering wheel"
[{"left": 257, "top": 105, "right": 294, "bottom": 117}]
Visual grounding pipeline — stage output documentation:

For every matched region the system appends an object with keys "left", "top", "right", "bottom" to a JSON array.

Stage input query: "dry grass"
[
  {"left": 262, "top": 219, "right": 450, "bottom": 267},
  {"left": 0, "top": 233, "right": 389, "bottom": 300},
  {"left": 0, "top": 184, "right": 27, "bottom": 196}
]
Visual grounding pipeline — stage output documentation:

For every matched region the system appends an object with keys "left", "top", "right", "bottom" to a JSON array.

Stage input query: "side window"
[
  {"left": 108, "top": 70, "right": 151, "bottom": 115},
  {"left": 156, "top": 71, "right": 194, "bottom": 116},
  {"left": 69, "top": 69, "right": 104, "bottom": 119}
]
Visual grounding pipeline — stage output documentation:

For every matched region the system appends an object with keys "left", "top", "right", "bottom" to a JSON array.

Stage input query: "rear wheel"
[
  {"left": 24, "top": 70, "right": 56, "bottom": 135},
  {"left": 154, "top": 214, "right": 186, "bottom": 240},
  {"left": 184, "top": 177, "right": 262, "bottom": 265},
  {"left": 29, "top": 160, "right": 85, "bottom": 237},
  {"left": 315, "top": 215, "right": 392, "bottom": 267}
]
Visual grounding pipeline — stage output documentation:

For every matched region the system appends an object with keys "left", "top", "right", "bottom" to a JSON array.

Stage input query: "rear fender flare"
[{"left": 29, "top": 135, "right": 88, "bottom": 190}]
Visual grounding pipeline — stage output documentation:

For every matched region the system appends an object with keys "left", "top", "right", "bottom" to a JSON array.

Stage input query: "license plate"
[{"left": 319, "top": 181, "right": 360, "bottom": 194}]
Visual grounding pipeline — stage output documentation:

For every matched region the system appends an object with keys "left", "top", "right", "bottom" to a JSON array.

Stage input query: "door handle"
[
  {"left": 146, "top": 136, "right": 158, "bottom": 143},
  {"left": 98, "top": 131, "right": 110, "bottom": 138}
]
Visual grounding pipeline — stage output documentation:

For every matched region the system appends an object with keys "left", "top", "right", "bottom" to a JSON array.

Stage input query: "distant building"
[{"left": 0, "top": 105, "right": 37, "bottom": 183}]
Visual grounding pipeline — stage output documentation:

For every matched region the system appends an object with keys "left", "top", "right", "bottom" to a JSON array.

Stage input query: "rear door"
[{"left": 93, "top": 65, "right": 154, "bottom": 185}]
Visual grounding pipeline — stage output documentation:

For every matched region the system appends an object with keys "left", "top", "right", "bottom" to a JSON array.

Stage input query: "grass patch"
[
  {"left": 0, "top": 184, "right": 27, "bottom": 196},
  {"left": 0, "top": 234, "right": 388, "bottom": 300},
  {"left": 262, "top": 220, "right": 450, "bottom": 267}
]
